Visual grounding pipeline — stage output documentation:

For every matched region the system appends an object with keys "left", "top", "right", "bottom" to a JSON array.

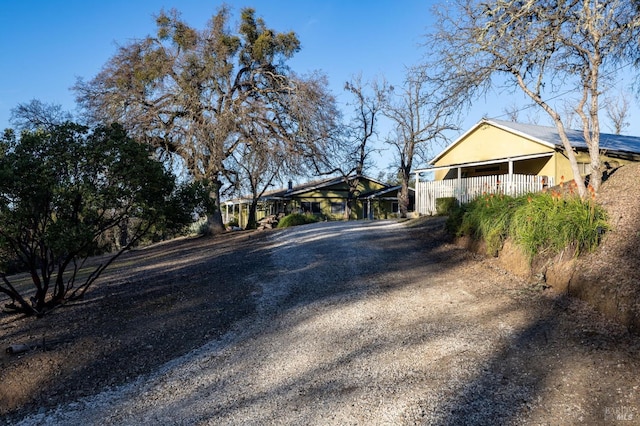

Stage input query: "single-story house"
[
  {"left": 223, "top": 175, "right": 415, "bottom": 228},
  {"left": 414, "top": 119, "right": 640, "bottom": 215}
]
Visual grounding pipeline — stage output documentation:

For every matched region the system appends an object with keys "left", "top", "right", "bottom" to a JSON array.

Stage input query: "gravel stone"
[{"left": 5, "top": 218, "right": 640, "bottom": 425}]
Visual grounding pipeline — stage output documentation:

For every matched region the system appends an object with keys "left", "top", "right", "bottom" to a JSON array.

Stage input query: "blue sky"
[
  {"left": 2, "top": 1, "right": 639, "bottom": 173},
  {"left": 0, "top": 0, "right": 441, "bottom": 172}
]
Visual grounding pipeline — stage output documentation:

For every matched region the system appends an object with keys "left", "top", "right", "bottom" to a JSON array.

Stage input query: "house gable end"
[{"left": 431, "top": 120, "right": 555, "bottom": 168}]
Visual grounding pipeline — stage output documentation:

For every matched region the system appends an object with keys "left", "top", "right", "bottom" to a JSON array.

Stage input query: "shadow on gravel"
[
  {"left": 431, "top": 295, "right": 640, "bottom": 425},
  {"left": 186, "top": 217, "right": 638, "bottom": 424},
  {"left": 5, "top": 217, "right": 639, "bottom": 424},
  {"left": 430, "top": 302, "right": 561, "bottom": 424},
  {"left": 0, "top": 232, "right": 270, "bottom": 418},
  {"left": 3, "top": 219, "right": 464, "bottom": 420},
  {"left": 108, "top": 218, "right": 520, "bottom": 421}
]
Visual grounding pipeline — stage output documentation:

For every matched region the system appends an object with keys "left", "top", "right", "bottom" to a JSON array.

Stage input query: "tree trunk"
[
  {"left": 206, "top": 211, "right": 225, "bottom": 235},
  {"left": 246, "top": 199, "right": 259, "bottom": 230},
  {"left": 345, "top": 177, "right": 361, "bottom": 221},
  {"left": 344, "top": 198, "right": 352, "bottom": 220},
  {"left": 119, "top": 218, "right": 129, "bottom": 249},
  {"left": 206, "top": 180, "right": 226, "bottom": 235},
  {"left": 398, "top": 180, "right": 410, "bottom": 219},
  {"left": 589, "top": 145, "right": 602, "bottom": 192}
]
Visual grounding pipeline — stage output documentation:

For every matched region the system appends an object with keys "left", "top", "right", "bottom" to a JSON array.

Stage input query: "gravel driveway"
[{"left": 16, "top": 219, "right": 640, "bottom": 425}]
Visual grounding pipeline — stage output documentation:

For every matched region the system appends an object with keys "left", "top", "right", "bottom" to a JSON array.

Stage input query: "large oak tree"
[{"left": 75, "top": 7, "right": 337, "bottom": 233}]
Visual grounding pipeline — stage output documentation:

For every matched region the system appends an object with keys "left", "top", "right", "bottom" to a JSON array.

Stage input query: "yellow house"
[{"left": 414, "top": 119, "right": 640, "bottom": 214}]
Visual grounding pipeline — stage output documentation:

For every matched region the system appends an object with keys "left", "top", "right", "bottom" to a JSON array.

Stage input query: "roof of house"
[
  {"left": 226, "top": 174, "right": 390, "bottom": 204},
  {"left": 429, "top": 118, "right": 640, "bottom": 166},
  {"left": 362, "top": 185, "right": 415, "bottom": 199},
  {"left": 285, "top": 175, "right": 387, "bottom": 197},
  {"left": 490, "top": 119, "right": 640, "bottom": 154},
  {"left": 252, "top": 176, "right": 345, "bottom": 200}
]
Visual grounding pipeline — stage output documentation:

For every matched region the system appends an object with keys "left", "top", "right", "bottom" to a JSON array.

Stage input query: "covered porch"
[{"left": 415, "top": 153, "right": 555, "bottom": 215}]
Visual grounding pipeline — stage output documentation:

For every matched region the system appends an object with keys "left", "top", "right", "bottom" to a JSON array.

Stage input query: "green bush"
[
  {"left": 456, "top": 193, "right": 525, "bottom": 255},
  {"left": 0, "top": 123, "right": 191, "bottom": 316},
  {"left": 509, "top": 192, "right": 608, "bottom": 260},
  {"left": 448, "top": 190, "right": 608, "bottom": 261},
  {"left": 445, "top": 202, "right": 467, "bottom": 235},
  {"left": 436, "top": 197, "right": 459, "bottom": 216},
  {"left": 276, "top": 213, "right": 319, "bottom": 228}
]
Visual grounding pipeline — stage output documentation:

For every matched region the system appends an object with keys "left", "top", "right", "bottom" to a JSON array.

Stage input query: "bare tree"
[
  {"left": 502, "top": 103, "right": 521, "bottom": 122},
  {"left": 233, "top": 70, "right": 340, "bottom": 228},
  {"left": 604, "top": 91, "right": 631, "bottom": 135},
  {"left": 427, "top": 0, "right": 640, "bottom": 196},
  {"left": 560, "top": 101, "right": 580, "bottom": 130},
  {"left": 383, "top": 68, "right": 458, "bottom": 218},
  {"left": 229, "top": 109, "right": 288, "bottom": 230},
  {"left": 10, "top": 99, "right": 73, "bottom": 132},
  {"left": 229, "top": 140, "right": 284, "bottom": 229},
  {"left": 74, "top": 7, "right": 337, "bottom": 233},
  {"left": 311, "top": 75, "right": 387, "bottom": 219}
]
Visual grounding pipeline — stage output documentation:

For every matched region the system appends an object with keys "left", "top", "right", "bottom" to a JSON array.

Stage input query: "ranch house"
[
  {"left": 223, "top": 175, "right": 415, "bottom": 228},
  {"left": 414, "top": 119, "right": 640, "bottom": 215}
]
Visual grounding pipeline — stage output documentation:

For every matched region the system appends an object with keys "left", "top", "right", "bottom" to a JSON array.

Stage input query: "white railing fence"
[{"left": 416, "top": 174, "right": 554, "bottom": 215}]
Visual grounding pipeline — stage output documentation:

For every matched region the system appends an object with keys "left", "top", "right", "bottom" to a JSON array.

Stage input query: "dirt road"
[{"left": 14, "top": 219, "right": 640, "bottom": 425}]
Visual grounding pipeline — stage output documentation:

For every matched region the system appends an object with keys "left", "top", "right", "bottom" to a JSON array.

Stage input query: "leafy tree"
[
  {"left": 74, "top": 7, "right": 337, "bottom": 234},
  {"left": 0, "top": 123, "right": 194, "bottom": 316},
  {"left": 426, "top": 0, "right": 640, "bottom": 196}
]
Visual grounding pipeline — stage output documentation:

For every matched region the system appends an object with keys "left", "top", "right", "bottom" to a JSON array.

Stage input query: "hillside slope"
[{"left": 570, "top": 163, "right": 640, "bottom": 332}]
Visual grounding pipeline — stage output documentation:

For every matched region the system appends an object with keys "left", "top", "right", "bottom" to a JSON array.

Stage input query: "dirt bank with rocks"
[{"left": 459, "top": 163, "right": 640, "bottom": 333}]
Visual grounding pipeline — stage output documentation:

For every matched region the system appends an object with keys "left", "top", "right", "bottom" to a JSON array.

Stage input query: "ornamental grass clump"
[
  {"left": 455, "top": 193, "right": 525, "bottom": 255},
  {"left": 449, "top": 179, "right": 608, "bottom": 261},
  {"left": 510, "top": 182, "right": 607, "bottom": 260}
]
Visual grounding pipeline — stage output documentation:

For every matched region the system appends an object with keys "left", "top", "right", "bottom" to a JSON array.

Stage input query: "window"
[
  {"left": 331, "top": 202, "right": 345, "bottom": 215},
  {"left": 392, "top": 202, "right": 399, "bottom": 213},
  {"left": 301, "top": 201, "right": 321, "bottom": 214}
]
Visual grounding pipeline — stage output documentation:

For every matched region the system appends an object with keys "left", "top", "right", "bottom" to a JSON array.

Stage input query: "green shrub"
[
  {"left": 447, "top": 190, "right": 608, "bottom": 261},
  {"left": 195, "top": 220, "right": 211, "bottom": 235},
  {"left": 510, "top": 192, "right": 608, "bottom": 260},
  {"left": 276, "top": 213, "right": 319, "bottom": 228},
  {"left": 436, "top": 197, "right": 459, "bottom": 216},
  {"left": 445, "top": 203, "right": 466, "bottom": 235},
  {"left": 456, "top": 193, "right": 525, "bottom": 255}
]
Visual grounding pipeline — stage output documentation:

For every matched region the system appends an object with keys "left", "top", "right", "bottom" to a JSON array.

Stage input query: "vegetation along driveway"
[{"left": 14, "top": 219, "right": 640, "bottom": 425}]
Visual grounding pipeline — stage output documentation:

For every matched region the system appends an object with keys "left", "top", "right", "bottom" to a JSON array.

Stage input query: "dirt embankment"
[{"left": 459, "top": 163, "right": 640, "bottom": 333}]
